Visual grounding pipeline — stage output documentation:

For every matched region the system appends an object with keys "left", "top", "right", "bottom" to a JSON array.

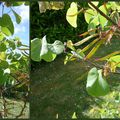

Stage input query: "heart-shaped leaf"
[
  {"left": 86, "top": 67, "right": 110, "bottom": 97},
  {"left": 66, "top": 2, "right": 78, "bottom": 28},
  {"left": 12, "top": 9, "right": 21, "bottom": 24},
  {"left": 48, "top": 40, "right": 64, "bottom": 54},
  {"left": 84, "top": 9, "right": 97, "bottom": 24},
  {"left": 31, "top": 36, "right": 65, "bottom": 62},
  {"left": 0, "top": 14, "right": 14, "bottom": 36}
]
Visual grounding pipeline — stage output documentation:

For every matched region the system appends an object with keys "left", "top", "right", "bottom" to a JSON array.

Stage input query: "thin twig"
[{"left": 88, "top": 1, "right": 118, "bottom": 27}]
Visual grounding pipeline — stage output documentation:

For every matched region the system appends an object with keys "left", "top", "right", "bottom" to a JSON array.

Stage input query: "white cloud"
[
  {"left": 13, "top": 21, "right": 26, "bottom": 34},
  {"left": 15, "top": 26, "right": 26, "bottom": 34}
]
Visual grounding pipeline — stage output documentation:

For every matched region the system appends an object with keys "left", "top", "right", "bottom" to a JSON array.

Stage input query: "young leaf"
[
  {"left": 66, "top": 40, "right": 75, "bottom": 50},
  {"left": 66, "top": 2, "right": 78, "bottom": 28},
  {"left": 12, "top": 9, "right": 21, "bottom": 24}
]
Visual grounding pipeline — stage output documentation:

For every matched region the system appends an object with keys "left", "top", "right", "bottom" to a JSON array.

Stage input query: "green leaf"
[
  {"left": 88, "top": 1, "right": 99, "bottom": 10},
  {"left": 12, "top": 2, "right": 24, "bottom": 6},
  {"left": 0, "top": 43, "right": 7, "bottom": 52},
  {"left": 108, "top": 55, "right": 120, "bottom": 67},
  {"left": 72, "top": 112, "right": 77, "bottom": 119},
  {"left": 41, "top": 50, "right": 56, "bottom": 62},
  {"left": 8, "top": 40, "right": 16, "bottom": 50},
  {"left": 31, "top": 38, "right": 41, "bottom": 62},
  {"left": 98, "top": 5, "right": 108, "bottom": 28},
  {"left": 40, "top": 36, "right": 57, "bottom": 61},
  {"left": 96, "top": 51, "right": 120, "bottom": 61},
  {"left": 0, "top": 14, "right": 14, "bottom": 36},
  {"left": 0, "top": 68, "right": 8, "bottom": 85},
  {"left": 12, "top": 9, "right": 21, "bottom": 24},
  {"left": 48, "top": 40, "right": 64, "bottom": 54},
  {"left": 88, "top": 22, "right": 96, "bottom": 35},
  {"left": 84, "top": 9, "right": 96, "bottom": 24},
  {"left": 0, "top": 60, "right": 9, "bottom": 69},
  {"left": 0, "top": 52, "right": 6, "bottom": 60},
  {"left": 66, "top": 2, "right": 78, "bottom": 28},
  {"left": 0, "top": 32, "right": 4, "bottom": 41},
  {"left": 66, "top": 40, "right": 75, "bottom": 50},
  {"left": 86, "top": 68, "right": 110, "bottom": 97},
  {"left": 31, "top": 36, "right": 57, "bottom": 62},
  {"left": 109, "top": 2, "right": 120, "bottom": 11}
]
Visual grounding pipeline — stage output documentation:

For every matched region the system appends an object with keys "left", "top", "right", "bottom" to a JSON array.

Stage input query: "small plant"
[{"left": 31, "top": 1, "right": 120, "bottom": 97}]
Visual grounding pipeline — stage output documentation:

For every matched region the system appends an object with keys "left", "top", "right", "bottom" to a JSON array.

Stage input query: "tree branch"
[{"left": 88, "top": 1, "right": 118, "bottom": 26}]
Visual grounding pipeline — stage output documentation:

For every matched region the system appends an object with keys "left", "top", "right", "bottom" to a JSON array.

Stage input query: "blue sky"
[{"left": 0, "top": 3, "right": 29, "bottom": 46}]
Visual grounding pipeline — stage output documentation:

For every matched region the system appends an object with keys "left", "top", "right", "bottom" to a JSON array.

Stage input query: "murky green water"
[{"left": 31, "top": 37, "right": 120, "bottom": 119}]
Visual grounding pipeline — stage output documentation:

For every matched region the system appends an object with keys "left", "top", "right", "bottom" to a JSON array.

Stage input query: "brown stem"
[{"left": 88, "top": 1, "right": 118, "bottom": 26}]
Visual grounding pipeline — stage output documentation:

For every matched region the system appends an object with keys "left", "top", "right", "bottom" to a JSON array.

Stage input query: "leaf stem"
[{"left": 88, "top": 1, "right": 118, "bottom": 26}]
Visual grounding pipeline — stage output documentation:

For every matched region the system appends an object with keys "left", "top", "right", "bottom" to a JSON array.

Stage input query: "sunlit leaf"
[
  {"left": 38, "top": 2, "right": 64, "bottom": 13},
  {"left": 108, "top": 55, "right": 120, "bottom": 67},
  {"left": 0, "top": 14, "right": 14, "bottom": 36},
  {"left": 0, "top": 32, "right": 4, "bottom": 41},
  {"left": 96, "top": 51, "right": 120, "bottom": 61},
  {"left": 31, "top": 36, "right": 64, "bottom": 62},
  {"left": 0, "top": 52, "right": 6, "bottom": 60},
  {"left": 98, "top": 5, "right": 108, "bottom": 28},
  {"left": 66, "top": 40, "right": 75, "bottom": 51},
  {"left": 48, "top": 40, "right": 64, "bottom": 54},
  {"left": 40, "top": 36, "right": 48, "bottom": 57},
  {"left": 84, "top": 9, "right": 97, "bottom": 24},
  {"left": 66, "top": 2, "right": 78, "bottom": 28},
  {"left": 41, "top": 50, "right": 56, "bottom": 62},
  {"left": 72, "top": 112, "right": 77, "bottom": 119},
  {"left": 88, "top": 1, "right": 99, "bottom": 10}
]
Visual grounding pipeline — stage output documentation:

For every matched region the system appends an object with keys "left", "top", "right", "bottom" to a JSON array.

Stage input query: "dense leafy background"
[{"left": 31, "top": 2, "right": 88, "bottom": 43}]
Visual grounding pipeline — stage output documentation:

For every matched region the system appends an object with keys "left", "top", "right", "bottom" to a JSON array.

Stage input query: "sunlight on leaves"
[{"left": 66, "top": 2, "right": 78, "bottom": 28}]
